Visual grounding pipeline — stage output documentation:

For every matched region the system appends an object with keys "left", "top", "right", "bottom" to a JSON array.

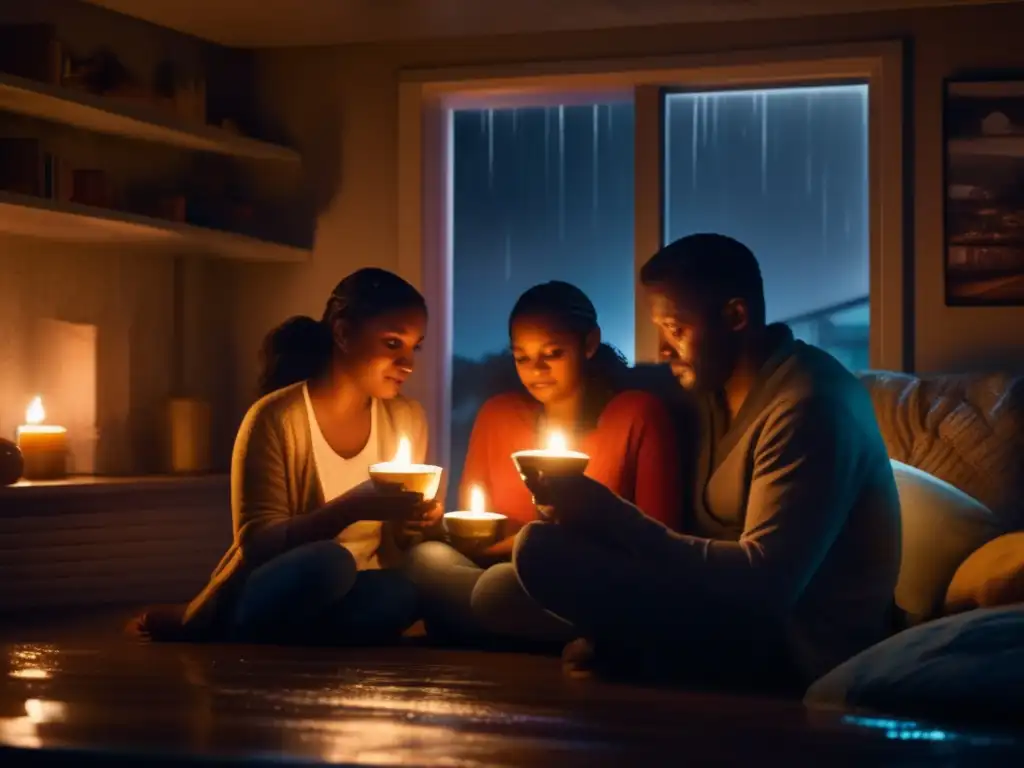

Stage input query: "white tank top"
[{"left": 303, "top": 383, "right": 382, "bottom": 570}]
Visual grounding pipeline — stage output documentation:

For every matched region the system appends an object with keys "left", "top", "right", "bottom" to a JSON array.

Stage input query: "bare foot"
[
  {"left": 561, "top": 637, "right": 598, "bottom": 679},
  {"left": 402, "top": 620, "right": 427, "bottom": 639},
  {"left": 126, "top": 604, "right": 187, "bottom": 642}
]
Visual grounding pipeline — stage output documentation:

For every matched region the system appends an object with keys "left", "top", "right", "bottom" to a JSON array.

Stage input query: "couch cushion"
[
  {"left": 858, "top": 371, "right": 1024, "bottom": 530},
  {"left": 946, "top": 532, "right": 1024, "bottom": 614},
  {"left": 891, "top": 461, "right": 1002, "bottom": 624},
  {"left": 804, "top": 605, "right": 1024, "bottom": 722}
]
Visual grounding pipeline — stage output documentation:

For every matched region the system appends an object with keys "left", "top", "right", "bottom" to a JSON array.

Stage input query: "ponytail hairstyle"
[
  {"left": 258, "top": 268, "right": 427, "bottom": 397},
  {"left": 509, "top": 281, "right": 629, "bottom": 427}
]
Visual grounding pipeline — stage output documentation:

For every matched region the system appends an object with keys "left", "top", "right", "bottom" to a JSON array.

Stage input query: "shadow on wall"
[{"left": 250, "top": 64, "right": 344, "bottom": 249}]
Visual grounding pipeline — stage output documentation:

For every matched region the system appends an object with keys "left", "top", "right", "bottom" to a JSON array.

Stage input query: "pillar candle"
[{"left": 16, "top": 396, "right": 68, "bottom": 481}]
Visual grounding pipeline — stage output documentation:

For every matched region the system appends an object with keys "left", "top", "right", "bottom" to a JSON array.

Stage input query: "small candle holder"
[
  {"left": 16, "top": 396, "right": 68, "bottom": 481},
  {"left": 511, "top": 430, "right": 589, "bottom": 520},
  {"left": 443, "top": 486, "right": 507, "bottom": 551},
  {"left": 368, "top": 437, "right": 443, "bottom": 501}
]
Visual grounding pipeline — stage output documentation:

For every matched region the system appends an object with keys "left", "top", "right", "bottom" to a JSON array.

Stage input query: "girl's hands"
[{"left": 328, "top": 481, "right": 433, "bottom": 524}]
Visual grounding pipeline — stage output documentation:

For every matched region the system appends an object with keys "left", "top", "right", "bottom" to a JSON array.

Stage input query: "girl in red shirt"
[{"left": 408, "top": 281, "right": 682, "bottom": 644}]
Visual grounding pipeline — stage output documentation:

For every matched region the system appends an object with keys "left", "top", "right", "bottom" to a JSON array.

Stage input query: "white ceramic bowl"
[
  {"left": 443, "top": 510, "right": 507, "bottom": 549},
  {"left": 511, "top": 450, "right": 590, "bottom": 479},
  {"left": 368, "top": 464, "right": 443, "bottom": 501}
]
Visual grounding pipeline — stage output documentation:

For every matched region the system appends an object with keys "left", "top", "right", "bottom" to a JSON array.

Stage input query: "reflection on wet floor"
[{"left": 1, "top": 638, "right": 1022, "bottom": 766}]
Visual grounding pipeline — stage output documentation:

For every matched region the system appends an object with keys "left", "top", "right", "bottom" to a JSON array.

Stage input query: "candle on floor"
[
  {"left": 16, "top": 396, "right": 68, "bottom": 480},
  {"left": 368, "top": 436, "right": 444, "bottom": 501}
]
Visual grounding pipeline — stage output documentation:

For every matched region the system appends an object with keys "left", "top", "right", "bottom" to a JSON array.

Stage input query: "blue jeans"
[
  {"left": 405, "top": 540, "right": 573, "bottom": 645},
  {"left": 233, "top": 541, "right": 418, "bottom": 645},
  {"left": 513, "top": 522, "right": 802, "bottom": 690}
]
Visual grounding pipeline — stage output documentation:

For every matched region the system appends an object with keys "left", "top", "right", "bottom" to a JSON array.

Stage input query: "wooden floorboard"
[{"left": 0, "top": 609, "right": 1021, "bottom": 766}]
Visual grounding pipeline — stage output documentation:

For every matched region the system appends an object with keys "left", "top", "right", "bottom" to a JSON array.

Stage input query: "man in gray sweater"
[{"left": 513, "top": 233, "right": 901, "bottom": 691}]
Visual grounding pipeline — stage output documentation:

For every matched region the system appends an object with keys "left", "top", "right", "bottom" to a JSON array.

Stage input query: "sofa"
[{"left": 805, "top": 371, "right": 1024, "bottom": 721}]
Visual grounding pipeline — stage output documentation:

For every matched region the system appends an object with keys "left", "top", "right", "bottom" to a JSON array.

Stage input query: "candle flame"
[
  {"left": 392, "top": 436, "right": 412, "bottom": 466},
  {"left": 469, "top": 485, "right": 485, "bottom": 514},
  {"left": 546, "top": 430, "right": 567, "bottom": 453},
  {"left": 26, "top": 396, "right": 45, "bottom": 426}
]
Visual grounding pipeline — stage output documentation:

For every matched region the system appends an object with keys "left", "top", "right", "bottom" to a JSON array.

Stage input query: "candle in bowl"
[
  {"left": 15, "top": 396, "right": 68, "bottom": 481},
  {"left": 511, "top": 429, "right": 590, "bottom": 479},
  {"left": 444, "top": 485, "right": 507, "bottom": 551},
  {"left": 368, "top": 436, "right": 443, "bottom": 501}
]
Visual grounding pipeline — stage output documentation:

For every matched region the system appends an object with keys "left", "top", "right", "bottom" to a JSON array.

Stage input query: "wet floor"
[{"left": 0, "top": 615, "right": 1021, "bottom": 766}]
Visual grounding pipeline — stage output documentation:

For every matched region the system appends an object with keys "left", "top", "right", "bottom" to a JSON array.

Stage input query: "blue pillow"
[
  {"left": 891, "top": 460, "right": 1001, "bottom": 624},
  {"left": 805, "top": 605, "right": 1024, "bottom": 719}
]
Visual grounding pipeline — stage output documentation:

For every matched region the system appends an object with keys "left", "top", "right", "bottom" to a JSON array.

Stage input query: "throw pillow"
[
  {"left": 891, "top": 460, "right": 1001, "bottom": 624},
  {"left": 805, "top": 604, "right": 1024, "bottom": 722},
  {"left": 945, "top": 532, "right": 1024, "bottom": 614}
]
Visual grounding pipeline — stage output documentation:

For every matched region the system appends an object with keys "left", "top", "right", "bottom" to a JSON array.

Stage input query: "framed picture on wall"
[{"left": 944, "top": 79, "right": 1024, "bottom": 306}]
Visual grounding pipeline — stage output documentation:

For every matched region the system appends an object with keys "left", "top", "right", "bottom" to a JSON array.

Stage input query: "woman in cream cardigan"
[{"left": 134, "top": 268, "right": 440, "bottom": 643}]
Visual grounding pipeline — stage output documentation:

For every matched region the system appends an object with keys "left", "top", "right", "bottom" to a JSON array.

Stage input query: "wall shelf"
[
  {"left": 0, "top": 191, "right": 310, "bottom": 263},
  {"left": 948, "top": 135, "right": 1024, "bottom": 159},
  {"left": 0, "top": 71, "right": 300, "bottom": 163}
]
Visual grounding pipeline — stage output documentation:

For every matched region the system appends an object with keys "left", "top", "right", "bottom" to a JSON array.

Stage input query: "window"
[
  {"left": 663, "top": 85, "right": 870, "bottom": 369},
  {"left": 449, "top": 102, "right": 635, "bottom": 506},
  {"left": 401, "top": 44, "right": 904, "bottom": 472}
]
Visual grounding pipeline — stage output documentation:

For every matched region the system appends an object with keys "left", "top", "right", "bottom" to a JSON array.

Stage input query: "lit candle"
[
  {"left": 368, "top": 435, "right": 443, "bottom": 501},
  {"left": 444, "top": 484, "right": 506, "bottom": 546},
  {"left": 16, "top": 396, "right": 68, "bottom": 480},
  {"left": 511, "top": 429, "right": 590, "bottom": 478},
  {"left": 445, "top": 485, "right": 506, "bottom": 522}
]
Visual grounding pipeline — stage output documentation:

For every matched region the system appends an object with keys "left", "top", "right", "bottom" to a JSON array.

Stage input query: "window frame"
[{"left": 398, "top": 41, "right": 906, "bottom": 468}]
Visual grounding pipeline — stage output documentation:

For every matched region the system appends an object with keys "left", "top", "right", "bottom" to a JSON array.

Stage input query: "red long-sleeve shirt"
[{"left": 459, "top": 390, "right": 682, "bottom": 530}]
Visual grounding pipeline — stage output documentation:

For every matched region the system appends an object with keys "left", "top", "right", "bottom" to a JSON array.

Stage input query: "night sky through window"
[{"left": 448, "top": 85, "right": 870, "bottom": 501}]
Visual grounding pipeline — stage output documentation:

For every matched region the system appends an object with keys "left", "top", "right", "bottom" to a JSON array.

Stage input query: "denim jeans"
[
  {"left": 513, "top": 522, "right": 802, "bottom": 691},
  {"left": 232, "top": 540, "right": 418, "bottom": 645},
  {"left": 405, "top": 540, "right": 573, "bottom": 646}
]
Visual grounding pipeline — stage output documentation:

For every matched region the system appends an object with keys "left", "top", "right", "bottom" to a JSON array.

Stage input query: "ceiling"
[{"left": 83, "top": 0, "right": 1017, "bottom": 47}]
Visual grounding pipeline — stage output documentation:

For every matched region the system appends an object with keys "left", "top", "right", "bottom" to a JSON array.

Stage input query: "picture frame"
[{"left": 944, "top": 78, "right": 1024, "bottom": 306}]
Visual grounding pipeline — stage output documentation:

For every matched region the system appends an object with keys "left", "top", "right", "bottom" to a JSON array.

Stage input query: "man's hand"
[{"left": 523, "top": 473, "right": 629, "bottom": 531}]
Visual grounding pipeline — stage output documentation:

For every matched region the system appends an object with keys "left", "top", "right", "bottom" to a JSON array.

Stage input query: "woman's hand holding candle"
[
  {"left": 400, "top": 498, "right": 444, "bottom": 535},
  {"left": 326, "top": 482, "right": 431, "bottom": 524}
]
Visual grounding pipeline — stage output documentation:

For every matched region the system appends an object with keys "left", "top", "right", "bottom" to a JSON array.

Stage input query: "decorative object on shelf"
[
  {"left": 945, "top": 78, "right": 1024, "bottom": 306},
  {"left": 155, "top": 59, "right": 207, "bottom": 124},
  {"left": 15, "top": 396, "right": 68, "bottom": 481},
  {"left": 0, "top": 24, "right": 63, "bottom": 85},
  {"left": 0, "top": 137, "right": 75, "bottom": 202},
  {"left": 167, "top": 397, "right": 212, "bottom": 474},
  {"left": 0, "top": 137, "right": 45, "bottom": 196},
  {"left": 0, "top": 438, "right": 24, "bottom": 486},
  {"left": 71, "top": 169, "right": 116, "bottom": 209},
  {"left": 62, "top": 47, "right": 131, "bottom": 97}
]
